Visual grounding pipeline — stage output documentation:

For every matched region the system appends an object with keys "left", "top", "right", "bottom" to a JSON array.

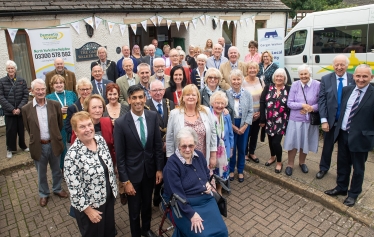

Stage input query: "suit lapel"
[
  {"left": 30, "top": 104, "right": 39, "bottom": 129},
  {"left": 126, "top": 113, "right": 143, "bottom": 148},
  {"left": 144, "top": 110, "right": 153, "bottom": 147},
  {"left": 331, "top": 73, "right": 338, "bottom": 100},
  {"left": 162, "top": 99, "right": 169, "bottom": 126},
  {"left": 46, "top": 100, "right": 53, "bottom": 129},
  {"left": 347, "top": 73, "right": 354, "bottom": 86},
  {"left": 339, "top": 86, "right": 355, "bottom": 122},
  {"left": 355, "top": 85, "right": 373, "bottom": 115}
]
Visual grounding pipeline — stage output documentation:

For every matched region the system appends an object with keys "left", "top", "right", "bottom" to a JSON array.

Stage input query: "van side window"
[
  {"left": 284, "top": 30, "right": 307, "bottom": 56},
  {"left": 368, "top": 24, "right": 374, "bottom": 53},
  {"left": 313, "top": 24, "right": 368, "bottom": 54}
]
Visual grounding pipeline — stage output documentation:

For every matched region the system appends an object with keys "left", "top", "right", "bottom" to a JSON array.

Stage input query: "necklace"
[{"left": 185, "top": 112, "right": 196, "bottom": 117}]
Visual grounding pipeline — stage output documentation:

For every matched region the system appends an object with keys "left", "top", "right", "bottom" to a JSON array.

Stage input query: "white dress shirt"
[
  {"left": 341, "top": 85, "right": 369, "bottom": 131},
  {"left": 33, "top": 98, "right": 50, "bottom": 140},
  {"left": 152, "top": 99, "right": 163, "bottom": 115},
  {"left": 131, "top": 111, "right": 148, "bottom": 140}
]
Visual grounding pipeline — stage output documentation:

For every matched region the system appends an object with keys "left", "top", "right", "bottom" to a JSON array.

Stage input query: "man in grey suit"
[
  {"left": 116, "top": 58, "right": 140, "bottom": 106},
  {"left": 316, "top": 55, "right": 354, "bottom": 179},
  {"left": 140, "top": 45, "right": 160, "bottom": 75},
  {"left": 91, "top": 65, "right": 111, "bottom": 104},
  {"left": 325, "top": 64, "right": 374, "bottom": 207}
]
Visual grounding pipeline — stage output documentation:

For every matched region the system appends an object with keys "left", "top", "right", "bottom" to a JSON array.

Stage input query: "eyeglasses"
[
  {"left": 150, "top": 89, "right": 165, "bottom": 93},
  {"left": 34, "top": 88, "right": 46, "bottom": 92},
  {"left": 79, "top": 88, "right": 91, "bottom": 92},
  {"left": 180, "top": 144, "right": 195, "bottom": 150},
  {"left": 154, "top": 65, "right": 165, "bottom": 69},
  {"left": 207, "top": 76, "right": 219, "bottom": 80},
  {"left": 170, "top": 55, "right": 179, "bottom": 58}
]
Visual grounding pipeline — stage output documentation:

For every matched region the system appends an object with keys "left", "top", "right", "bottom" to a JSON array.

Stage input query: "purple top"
[{"left": 287, "top": 80, "right": 320, "bottom": 122}]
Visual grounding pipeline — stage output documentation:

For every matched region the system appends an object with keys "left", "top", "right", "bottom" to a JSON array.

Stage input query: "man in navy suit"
[
  {"left": 218, "top": 37, "right": 231, "bottom": 58},
  {"left": 90, "top": 47, "right": 118, "bottom": 82},
  {"left": 316, "top": 55, "right": 354, "bottom": 179},
  {"left": 91, "top": 65, "right": 111, "bottom": 104},
  {"left": 114, "top": 84, "right": 164, "bottom": 237},
  {"left": 325, "top": 64, "right": 374, "bottom": 207}
]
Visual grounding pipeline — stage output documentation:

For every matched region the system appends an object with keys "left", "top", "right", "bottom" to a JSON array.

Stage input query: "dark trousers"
[
  {"left": 246, "top": 119, "right": 261, "bottom": 155},
  {"left": 74, "top": 191, "right": 115, "bottom": 237},
  {"left": 127, "top": 171, "right": 155, "bottom": 237},
  {"left": 153, "top": 155, "right": 167, "bottom": 204},
  {"left": 5, "top": 115, "right": 27, "bottom": 151},
  {"left": 268, "top": 134, "right": 283, "bottom": 162},
  {"left": 319, "top": 125, "right": 337, "bottom": 171},
  {"left": 336, "top": 130, "right": 367, "bottom": 199}
]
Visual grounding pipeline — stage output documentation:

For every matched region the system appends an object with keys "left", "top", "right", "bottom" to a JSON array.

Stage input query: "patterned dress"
[
  {"left": 46, "top": 90, "right": 77, "bottom": 169},
  {"left": 185, "top": 117, "right": 207, "bottom": 157}
]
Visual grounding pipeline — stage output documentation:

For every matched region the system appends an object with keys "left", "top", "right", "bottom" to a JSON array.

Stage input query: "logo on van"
[{"left": 264, "top": 30, "right": 278, "bottom": 38}]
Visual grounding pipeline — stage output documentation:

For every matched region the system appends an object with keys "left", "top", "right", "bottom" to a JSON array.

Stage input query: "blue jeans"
[
  {"left": 230, "top": 118, "right": 250, "bottom": 174},
  {"left": 34, "top": 143, "right": 63, "bottom": 197}
]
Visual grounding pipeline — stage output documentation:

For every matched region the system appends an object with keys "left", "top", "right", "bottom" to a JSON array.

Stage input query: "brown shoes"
[
  {"left": 40, "top": 197, "right": 49, "bottom": 207},
  {"left": 53, "top": 190, "right": 69, "bottom": 198}
]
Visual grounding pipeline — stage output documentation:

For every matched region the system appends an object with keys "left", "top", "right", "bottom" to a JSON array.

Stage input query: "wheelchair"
[{"left": 157, "top": 174, "right": 230, "bottom": 237}]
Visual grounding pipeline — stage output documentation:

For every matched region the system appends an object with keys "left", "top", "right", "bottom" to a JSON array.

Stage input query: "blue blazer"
[
  {"left": 226, "top": 88, "right": 254, "bottom": 127},
  {"left": 223, "top": 114, "right": 234, "bottom": 156},
  {"left": 91, "top": 79, "right": 111, "bottom": 104},
  {"left": 190, "top": 67, "right": 207, "bottom": 89}
]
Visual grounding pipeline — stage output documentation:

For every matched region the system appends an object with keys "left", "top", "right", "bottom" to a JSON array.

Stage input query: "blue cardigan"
[{"left": 222, "top": 114, "right": 234, "bottom": 156}]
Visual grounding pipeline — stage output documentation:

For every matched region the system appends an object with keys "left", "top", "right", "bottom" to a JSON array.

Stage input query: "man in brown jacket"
[
  {"left": 219, "top": 46, "right": 248, "bottom": 90},
  {"left": 22, "top": 79, "right": 68, "bottom": 207},
  {"left": 45, "top": 57, "right": 77, "bottom": 94}
]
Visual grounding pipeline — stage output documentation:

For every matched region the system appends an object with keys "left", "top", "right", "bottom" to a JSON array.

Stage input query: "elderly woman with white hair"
[
  {"left": 226, "top": 69, "right": 253, "bottom": 183},
  {"left": 0, "top": 60, "right": 29, "bottom": 158},
  {"left": 191, "top": 54, "right": 208, "bottom": 89},
  {"left": 283, "top": 64, "right": 320, "bottom": 176},
  {"left": 210, "top": 91, "right": 234, "bottom": 194},
  {"left": 163, "top": 127, "right": 228, "bottom": 237},
  {"left": 259, "top": 68, "right": 290, "bottom": 173}
]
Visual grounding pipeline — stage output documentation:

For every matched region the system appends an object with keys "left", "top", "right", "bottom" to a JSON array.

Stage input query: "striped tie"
[{"left": 346, "top": 89, "right": 361, "bottom": 132}]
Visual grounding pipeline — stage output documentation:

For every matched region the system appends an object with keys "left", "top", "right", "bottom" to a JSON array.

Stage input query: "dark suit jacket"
[
  {"left": 224, "top": 43, "right": 231, "bottom": 58},
  {"left": 114, "top": 110, "right": 164, "bottom": 183},
  {"left": 65, "top": 100, "right": 83, "bottom": 140},
  {"left": 140, "top": 55, "right": 160, "bottom": 75},
  {"left": 163, "top": 87, "right": 175, "bottom": 104},
  {"left": 318, "top": 72, "right": 354, "bottom": 128},
  {"left": 91, "top": 79, "right": 111, "bottom": 104},
  {"left": 334, "top": 85, "right": 374, "bottom": 152},
  {"left": 22, "top": 99, "right": 63, "bottom": 161},
  {"left": 190, "top": 67, "right": 207, "bottom": 89},
  {"left": 145, "top": 98, "right": 175, "bottom": 138},
  {"left": 91, "top": 60, "right": 118, "bottom": 83}
]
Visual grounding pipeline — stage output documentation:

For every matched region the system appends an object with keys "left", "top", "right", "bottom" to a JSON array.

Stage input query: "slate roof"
[{"left": 0, "top": 0, "right": 290, "bottom": 16}]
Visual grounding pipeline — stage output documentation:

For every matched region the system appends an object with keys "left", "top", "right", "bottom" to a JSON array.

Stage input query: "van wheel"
[{"left": 285, "top": 68, "right": 292, "bottom": 85}]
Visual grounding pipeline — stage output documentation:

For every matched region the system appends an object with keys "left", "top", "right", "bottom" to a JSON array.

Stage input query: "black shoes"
[
  {"left": 324, "top": 189, "right": 348, "bottom": 196},
  {"left": 265, "top": 159, "right": 276, "bottom": 166},
  {"left": 275, "top": 164, "right": 283, "bottom": 173},
  {"left": 316, "top": 170, "right": 327, "bottom": 179},
  {"left": 238, "top": 174, "right": 244, "bottom": 183},
  {"left": 285, "top": 167, "right": 293, "bottom": 176},
  {"left": 247, "top": 155, "right": 260, "bottom": 163},
  {"left": 343, "top": 197, "right": 356, "bottom": 207},
  {"left": 141, "top": 230, "right": 157, "bottom": 237},
  {"left": 299, "top": 164, "right": 309, "bottom": 173}
]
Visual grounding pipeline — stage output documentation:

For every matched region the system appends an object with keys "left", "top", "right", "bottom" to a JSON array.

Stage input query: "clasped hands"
[
  {"left": 12, "top": 108, "right": 20, "bottom": 115},
  {"left": 232, "top": 124, "right": 248, "bottom": 135},
  {"left": 300, "top": 104, "right": 313, "bottom": 115}
]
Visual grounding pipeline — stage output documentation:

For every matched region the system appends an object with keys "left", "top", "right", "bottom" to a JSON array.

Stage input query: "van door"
[{"left": 284, "top": 28, "right": 310, "bottom": 82}]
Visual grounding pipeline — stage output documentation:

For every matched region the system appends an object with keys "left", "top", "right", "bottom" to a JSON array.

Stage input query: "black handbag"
[
  {"left": 210, "top": 174, "right": 228, "bottom": 217},
  {"left": 300, "top": 83, "right": 321, "bottom": 125}
]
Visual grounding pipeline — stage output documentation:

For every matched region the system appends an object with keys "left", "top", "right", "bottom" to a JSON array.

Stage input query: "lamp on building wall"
[
  {"left": 85, "top": 23, "right": 94, "bottom": 38},
  {"left": 212, "top": 19, "right": 217, "bottom": 30}
]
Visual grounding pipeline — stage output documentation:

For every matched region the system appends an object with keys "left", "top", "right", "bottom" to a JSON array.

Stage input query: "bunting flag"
[
  {"left": 176, "top": 21, "right": 181, "bottom": 31},
  {"left": 7, "top": 28, "right": 18, "bottom": 43},
  {"left": 220, "top": 19, "right": 224, "bottom": 28},
  {"left": 240, "top": 19, "right": 244, "bottom": 26},
  {"left": 166, "top": 19, "right": 172, "bottom": 29},
  {"left": 251, "top": 16, "right": 255, "bottom": 23},
  {"left": 95, "top": 17, "right": 102, "bottom": 30},
  {"left": 107, "top": 21, "right": 115, "bottom": 34},
  {"left": 192, "top": 19, "right": 198, "bottom": 29},
  {"left": 84, "top": 17, "right": 94, "bottom": 28},
  {"left": 233, "top": 20, "right": 238, "bottom": 28},
  {"left": 150, "top": 16, "right": 157, "bottom": 26},
  {"left": 157, "top": 16, "right": 163, "bottom": 26},
  {"left": 226, "top": 20, "right": 231, "bottom": 27},
  {"left": 119, "top": 24, "right": 127, "bottom": 36},
  {"left": 141, "top": 20, "right": 147, "bottom": 32},
  {"left": 184, "top": 21, "right": 189, "bottom": 30},
  {"left": 245, "top": 18, "right": 250, "bottom": 26},
  {"left": 71, "top": 21, "right": 80, "bottom": 34},
  {"left": 213, "top": 17, "right": 218, "bottom": 26},
  {"left": 199, "top": 15, "right": 205, "bottom": 25},
  {"left": 205, "top": 15, "right": 210, "bottom": 23},
  {"left": 130, "top": 24, "right": 137, "bottom": 34}
]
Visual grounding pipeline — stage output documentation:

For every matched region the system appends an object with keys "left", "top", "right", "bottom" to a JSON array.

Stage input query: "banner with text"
[
  {"left": 28, "top": 28, "right": 74, "bottom": 81},
  {"left": 257, "top": 27, "right": 285, "bottom": 68}
]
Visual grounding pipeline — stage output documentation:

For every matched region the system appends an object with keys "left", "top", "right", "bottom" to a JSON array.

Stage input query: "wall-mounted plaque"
[{"left": 75, "top": 42, "right": 106, "bottom": 62}]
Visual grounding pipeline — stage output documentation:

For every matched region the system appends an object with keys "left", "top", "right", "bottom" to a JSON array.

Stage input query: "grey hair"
[
  {"left": 333, "top": 54, "right": 349, "bottom": 66},
  {"left": 196, "top": 54, "right": 208, "bottom": 62},
  {"left": 179, "top": 50, "right": 185, "bottom": 57},
  {"left": 176, "top": 46, "right": 182, "bottom": 50},
  {"left": 96, "top": 47, "right": 107, "bottom": 57},
  {"left": 213, "top": 43, "right": 223, "bottom": 49},
  {"left": 76, "top": 77, "right": 92, "bottom": 91},
  {"left": 143, "top": 45, "right": 149, "bottom": 50},
  {"left": 153, "top": 58, "right": 165, "bottom": 65},
  {"left": 5, "top": 60, "right": 17, "bottom": 70},
  {"left": 297, "top": 64, "right": 312, "bottom": 75},
  {"left": 170, "top": 48, "right": 180, "bottom": 56},
  {"left": 210, "top": 90, "right": 228, "bottom": 107},
  {"left": 148, "top": 44, "right": 155, "bottom": 50},
  {"left": 272, "top": 68, "right": 288, "bottom": 84},
  {"left": 354, "top": 64, "right": 372, "bottom": 75},
  {"left": 176, "top": 127, "right": 198, "bottom": 148},
  {"left": 229, "top": 69, "right": 244, "bottom": 84},
  {"left": 205, "top": 68, "right": 222, "bottom": 84},
  {"left": 31, "top": 79, "right": 46, "bottom": 90},
  {"left": 137, "top": 63, "right": 151, "bottom": 72},
  {"left": 150, "top": 80, "right": 164, "bottom": 90},
  {"left": 122, "top": 57, "right": 134, "bottom": 66},
  {"left": 189, "top": 45, "right": 195, "bottom": 49}
]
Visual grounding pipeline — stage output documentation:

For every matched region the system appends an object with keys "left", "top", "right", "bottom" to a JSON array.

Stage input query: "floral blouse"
[
  {"left": 64, "top": 135, "right": 118, "bottom": 212},
  {"left": 185, "top": 117, "right": 207, "bottom": 157},
  {"left": 260, "top": 84, "right": 290, "bottom": 136}
]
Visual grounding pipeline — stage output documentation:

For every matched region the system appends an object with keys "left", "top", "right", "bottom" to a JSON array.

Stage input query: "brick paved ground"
[{"left": 1, "top": 166, "right": 373, "bottom": 237}]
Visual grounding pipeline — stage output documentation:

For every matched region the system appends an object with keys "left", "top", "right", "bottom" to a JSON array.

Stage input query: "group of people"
[{"left": 1, "top": 33, "right": 373, "bottom": 236}]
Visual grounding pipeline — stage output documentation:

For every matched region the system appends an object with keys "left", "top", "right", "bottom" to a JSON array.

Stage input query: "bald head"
[
  {"left": 122, "top": 45, "right": 131, "bottom": 57},
  {"left": 333, "top": 54, "right": 349, "bottom": 77},
  {"left": 218, "top": 37, "right": 225, "bottom": 47},
  {"left": 54, "top": 57, "right": 65, "bottom": 73}
]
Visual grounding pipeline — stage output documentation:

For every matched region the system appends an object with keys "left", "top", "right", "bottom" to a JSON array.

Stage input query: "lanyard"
[
  {"left": 213, "top": 58, "right": 221, "bottom": 69},
  {"left": 175, "top": 91, "right": 181, "bottom": 106},
  {"left": 262, "top": 63, "right": 273, "bottom": 75},
  {"left": 54, "top": 90, "right": 66, "bottom": 107}
]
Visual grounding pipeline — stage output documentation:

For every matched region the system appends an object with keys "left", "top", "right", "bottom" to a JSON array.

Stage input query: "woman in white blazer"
[{"left": 166, "top": 84, "right": 217, "bottom": 169}]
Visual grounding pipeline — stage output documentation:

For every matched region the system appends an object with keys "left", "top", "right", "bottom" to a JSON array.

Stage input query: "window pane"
[
  {"left": 313, "top": 24, "right": 368, "bottom": 54},
  {"left": 12, "top": 34, "right": 33, "bottom": 86},
  {"left": 284, "top": 34, "right": 294, "bottom": 56},
  {"left": 222, "top": 21, "right": 234, "bottom": 45},
  {"left": 290, "top": 30, "right": 307, "bottom": 55},
  {"left": 368, "top": 24, "right": 374, "bottom": 53},
  {"left": 255, "top": 21, "right": 266, "bottom": 41}
]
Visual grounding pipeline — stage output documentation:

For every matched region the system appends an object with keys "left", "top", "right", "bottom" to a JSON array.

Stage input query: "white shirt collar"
[
  {"left": 301, "top": 78, "right": 313, "bottom": 88},
  {"left": 33, "top": 97, "right": 47, "bottom": 107},
  {"left": 152, "top": 98, "right": 162, "bottom": 108},
  {"left": 130, "top": 110, "right": 145, "bottom": 122},
  {"left": 335, "top": 72, "right": 347, "bottom": 80}
]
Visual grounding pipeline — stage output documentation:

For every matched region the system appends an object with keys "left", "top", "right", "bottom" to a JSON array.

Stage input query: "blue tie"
[
  {"left": 346, "top": 89, "right": 362, "bottom": 132},
  {"left": 157, "top": 104, "right": 163, "bottom": 118},
  {"left": 335, "top": 78, "right": 343, "bottom": 121}
]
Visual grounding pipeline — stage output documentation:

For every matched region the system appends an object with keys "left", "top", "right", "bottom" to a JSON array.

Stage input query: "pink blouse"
[{"left": 244, "top": 52, "right": 261, "bottom": 63}]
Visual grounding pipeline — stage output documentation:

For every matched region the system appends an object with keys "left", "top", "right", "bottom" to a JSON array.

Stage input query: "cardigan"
[{"left": 226, "top": 88, "right": 254, "bottom": 127}]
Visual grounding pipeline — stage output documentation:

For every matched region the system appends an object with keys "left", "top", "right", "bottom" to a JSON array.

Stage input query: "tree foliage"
[{"left": 281, "top": 0, "right": 355, "bottom": 18}]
